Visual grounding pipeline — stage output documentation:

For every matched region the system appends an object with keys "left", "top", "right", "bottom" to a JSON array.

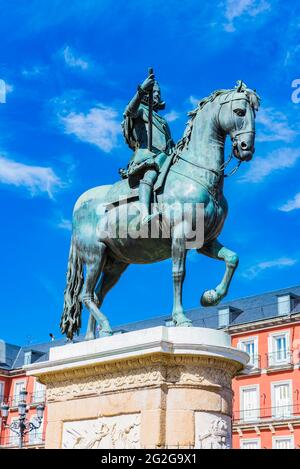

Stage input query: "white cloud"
[
  {"left": 59, "top": 105, "right": 121, "bottom": 152},
  {"left": 164, "top": 110, "right": 180, "bottom": 122},
  {"left": 242, "top": 257, "right": 297, "bottom": 279},
  {"left": 284, "top": 45, "right": 300, "bottom": 67},
  {"left": 223, "top": 0, "right": 270, "bottom": 32},
  {"left": 189, "top": 96, "right": 200, "bottom": 107},
  {"left": 240, "top": 148, "right": 300, "bottom": 183},
  {"left": 0, "top": 155, "right": 62, "bottom": 197},
  {"left": 279, "top": 192, "right": 300, "bottom": 212},
  {"left": 63, "top": 46, "right": 89, "bottom": 71},
  {"left": 0, "top": 80, "right": 13, "bottom": 103},
  {"left": 57, "top": 217, "right": 72, "bottom": 231},
  {"left": 5, "top": 83, "right": 14, "bottom": 94},
  {"left": 22, "top": 66, "right": 47, "bottom": 78},
  {"left": 256, "top": 107, "right": 297, "bottom": 143}
]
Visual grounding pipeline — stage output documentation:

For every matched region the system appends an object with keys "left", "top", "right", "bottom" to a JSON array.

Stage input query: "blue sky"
[{"left": 1, "top": 0, "right": 300, "bottom": 345}]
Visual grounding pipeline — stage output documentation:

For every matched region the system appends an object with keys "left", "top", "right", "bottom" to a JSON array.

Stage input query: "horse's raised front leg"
[
  {"left": 81, "top": 242, "right": 113, "bottom": 339},
  {"left": 198, "top": 239, "right": 239, "bottom": 307},
  {"left": 85, "top": 260, "right": 128, "bottom": 340},
  {"left": 171, "top": 227, "right": 192, "bottom": 327}
]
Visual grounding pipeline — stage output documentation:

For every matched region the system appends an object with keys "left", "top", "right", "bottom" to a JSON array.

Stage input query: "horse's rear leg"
[
  {"left": 198, "top": 238, "right": 239, "bottom": 307},
  {"left": 85, "top": 260, "right": 128, "bottom": 340},
  {"left": 171, "top": 228, "right": 192, "bottom": 327},
  {"left": 81, "top": 242, "right": 113, "bottom": 337}
]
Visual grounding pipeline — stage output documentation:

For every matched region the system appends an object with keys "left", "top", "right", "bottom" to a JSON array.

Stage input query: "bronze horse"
[{"left": 61, "top": 81, "right": 260, "bottom": 340}]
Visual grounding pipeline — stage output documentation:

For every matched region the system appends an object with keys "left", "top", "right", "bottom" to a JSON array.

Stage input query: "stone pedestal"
[{"left": 26, "top": 327, "right": 248, "bottom": 449}]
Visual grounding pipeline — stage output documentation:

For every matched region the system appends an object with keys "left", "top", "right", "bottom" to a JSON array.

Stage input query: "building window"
[
  {"left": 0, "top": 381, "right": 5, "bottom": 403},
  {"left": 32, "top": 380, "right": 46, "bottom": 403},
  {"left": 9, "top": 419, "right": 19, "bottom": 447},
  {"left": 240, "top": 438, "right": 260, "bottom": 449},
  {"left": 13, "top": 381, "right": 26, "bottom": 406},
  {"left": 240, "top": 385, "right": 259, "bottom": 422},
  {"left": 218, "top": 307, "right": 230, "bottom": 328},
  {"left": 271, "top": 381, "right": 292, "bottom": 419},
  {"left": 273, "top": 436, "right": 294, "bottom": 449},
  {"left": 238, "top": 337, "right": 258, "bottom": 368},
  {"left": 28, "top": 417, "right": 43, "bottom": 445},
  {"left": 268, "top": 332, "right": 290, "bottom": 366}
]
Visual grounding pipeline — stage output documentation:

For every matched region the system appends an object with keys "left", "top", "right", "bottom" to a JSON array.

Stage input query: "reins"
[{"left": 174, "top": 147, "right": 243, "bottom": 180}]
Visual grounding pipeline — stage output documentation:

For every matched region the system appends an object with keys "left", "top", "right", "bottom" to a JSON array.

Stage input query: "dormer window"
[
  {"left": 24, "top": 351, "right": 32, "bottom": 366},
  {"left": 0, "top": 340, "right": 6, "bottom": 365},
  {"left": 218, "top": 306, "right": 242, "bottom": 328},
  {"left": 276, "top": 293, "right": 300, "bottom": 316}
]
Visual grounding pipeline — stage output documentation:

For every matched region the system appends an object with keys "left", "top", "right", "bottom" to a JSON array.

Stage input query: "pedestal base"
[{"left": 26, "top": 327, "right": 248, "bottom": 449}]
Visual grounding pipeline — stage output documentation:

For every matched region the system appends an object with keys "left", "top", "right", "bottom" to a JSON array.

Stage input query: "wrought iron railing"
[
  {"left": 0, "top": 433, "right": 45, "bottom": 448},
  {"left": 233, "top": 404, "right": 300, "bottom": 423},
  {"left": 265, "top": 350, "right": 293, "bottom": 368},
  {"left": 246, "top": 354, "right": 261, "bottom": 370},
  {"left": 4, "top": 391, "right": 46, "bottom": 408}
]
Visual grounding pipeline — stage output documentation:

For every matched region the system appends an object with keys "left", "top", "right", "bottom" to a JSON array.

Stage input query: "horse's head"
[{"left": 218, "top": 81, "right": 260, "bottom": 162}]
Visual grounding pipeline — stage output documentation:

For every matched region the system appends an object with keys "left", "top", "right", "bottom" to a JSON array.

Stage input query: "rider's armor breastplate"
[{"left": 132, "top": 105, "right": 172, "bottom": 155}]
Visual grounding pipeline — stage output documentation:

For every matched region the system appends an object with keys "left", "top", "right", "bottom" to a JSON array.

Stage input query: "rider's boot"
[{"left": 139, "top": 179, "right": 159, "bottom": 226}]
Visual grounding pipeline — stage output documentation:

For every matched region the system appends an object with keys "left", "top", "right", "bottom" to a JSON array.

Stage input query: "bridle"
[
  {"left": 174, "top": 91, "right": 255, "bottom": 179},
  {"left": 218, "top": 90, "right": 255, "bottom": 177}
]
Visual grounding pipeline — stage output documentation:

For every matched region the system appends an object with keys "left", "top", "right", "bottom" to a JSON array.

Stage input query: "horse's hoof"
[
  {"left": 175, "top": 317, "right": 193, "bottom": 327},
  {"left": 99, "top": 329, "right": 113, "bottom": 338},
  {"left": 201, "top": 289, "right": 220, "bottom": 307},
  {"left": 85, "top": 334, "right": 96, "bottom": 341},
  {"left": 177, "top": 320, "right": 193, "bottom": 328}
]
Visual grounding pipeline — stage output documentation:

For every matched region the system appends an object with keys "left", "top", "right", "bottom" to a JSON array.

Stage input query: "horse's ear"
[{"left": 236, "top": 80, "right": 244, "bottom": 92}]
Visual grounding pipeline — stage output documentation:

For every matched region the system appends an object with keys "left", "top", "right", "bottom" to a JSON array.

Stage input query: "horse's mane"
[{"left": 173, "top": 82, "right": 260, "bottom": 157}]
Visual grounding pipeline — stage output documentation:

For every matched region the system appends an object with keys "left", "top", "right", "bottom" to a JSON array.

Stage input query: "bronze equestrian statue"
[{"left": 60, "top": 73, "right": 260, "bottom": 341}]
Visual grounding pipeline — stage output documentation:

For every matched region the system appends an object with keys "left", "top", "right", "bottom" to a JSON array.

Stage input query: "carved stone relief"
[
  {"left": 195, "top": 412, "right": 231, "bottom": 449},
  {"left": 62, "top": 413, "right": 141, "bottom": 449},
  {"left": 44, "top": 355, "right": 235, "bottom": 403}
]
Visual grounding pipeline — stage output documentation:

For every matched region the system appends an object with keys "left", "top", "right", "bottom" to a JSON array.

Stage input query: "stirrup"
[{"left": 141, "top": 212, "right": 160, "bottom": 226}]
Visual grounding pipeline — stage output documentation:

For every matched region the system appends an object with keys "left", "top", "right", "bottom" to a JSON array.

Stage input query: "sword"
[{"left": 147, "top": 67, "right": 154, "bottom": 152}]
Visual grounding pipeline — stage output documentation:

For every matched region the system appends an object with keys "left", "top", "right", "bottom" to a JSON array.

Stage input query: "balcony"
[
  {"left": 30, "top": 390, "right": 46, "bottom": 405},
  {"left": 239, "top": 355, "right": 261, "bottom": 374},
  {"left": 233, "top": 404, "right": 300, "bottom": 425},
  {"left": 0, "top": 433, "right": 45, "bottom": 449},
  {"left": 237, "top": 349, "right": 300, "bottom": 374},
  {"left": 5, "top": 391, "right": 46, "bottom": 409},
  {"left": 265, "top": 350, "right": 294, "bottom": 371}
]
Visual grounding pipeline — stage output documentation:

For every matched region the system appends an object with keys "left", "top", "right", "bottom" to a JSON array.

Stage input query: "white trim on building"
[
  {"left": 272, "top": 435, "right": 294, "bottom": 449},
  {"left": 271, "top": 380, "right": 293, "bottom": 419},
  {"left": 238, "top": 336, "right": 259, "bottom": 368},
  {"left": 240, "top": 438, "right": 261, "bottom": 449}
]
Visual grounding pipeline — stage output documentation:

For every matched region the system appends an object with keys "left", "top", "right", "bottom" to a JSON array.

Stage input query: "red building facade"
[
  {"left": 230, "top": 301, "right": 300, "bottom": 449},
  {"left": 0, "top": 342, "right": 47, "bottom": 448}
]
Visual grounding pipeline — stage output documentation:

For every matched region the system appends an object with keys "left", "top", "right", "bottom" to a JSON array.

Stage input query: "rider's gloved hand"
[{"left": 140, "top": 74, "right": 155, "bottom": 93}]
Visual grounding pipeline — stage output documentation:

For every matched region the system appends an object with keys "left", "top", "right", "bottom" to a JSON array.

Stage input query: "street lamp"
[{"left": 1, "top": 390, "right": 45, "bottom": 449}]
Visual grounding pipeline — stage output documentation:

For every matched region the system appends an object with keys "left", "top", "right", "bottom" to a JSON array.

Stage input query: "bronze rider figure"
[{"left": 120, "top": 70, "right": 175, "bottom": 225}]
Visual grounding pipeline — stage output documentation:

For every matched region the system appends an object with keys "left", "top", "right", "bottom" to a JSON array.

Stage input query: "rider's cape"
[{"left": 121, "top": 104, "right": 174, "bottom": 185}]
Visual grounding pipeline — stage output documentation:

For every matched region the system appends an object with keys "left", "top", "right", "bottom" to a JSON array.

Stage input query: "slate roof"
[{"left": 1, "top": 284, "right": 300, "bottom": 371}]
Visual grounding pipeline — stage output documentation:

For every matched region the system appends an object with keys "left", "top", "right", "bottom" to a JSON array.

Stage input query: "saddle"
[{"left": 106, "top": 155, "right": 175, "bottom": 208}]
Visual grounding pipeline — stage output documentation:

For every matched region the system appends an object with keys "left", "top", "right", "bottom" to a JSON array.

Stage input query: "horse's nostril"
[{"left": 241, "top": 141, "right": 248, "bottom": 150}]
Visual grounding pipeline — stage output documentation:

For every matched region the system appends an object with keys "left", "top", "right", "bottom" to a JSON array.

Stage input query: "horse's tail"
[{"left": 60, "top": 238, "right": 84, "bottom": 340}]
